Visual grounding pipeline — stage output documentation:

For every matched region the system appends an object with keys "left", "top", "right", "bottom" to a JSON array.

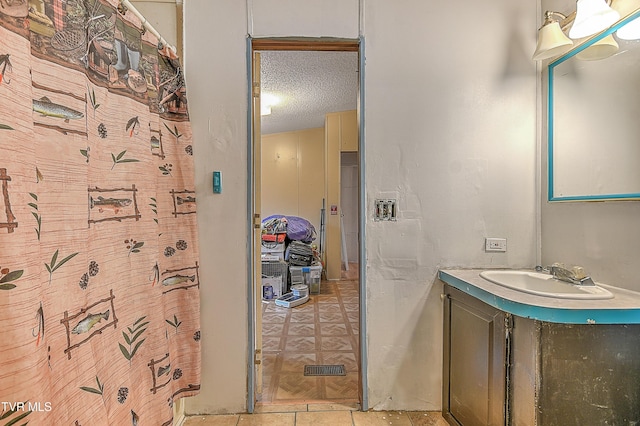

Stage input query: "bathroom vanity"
[{"left": 439, "top": 269, "right": 640, "bottom": 426}]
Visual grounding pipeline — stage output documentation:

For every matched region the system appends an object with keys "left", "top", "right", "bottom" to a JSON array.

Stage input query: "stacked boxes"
[
  {"left": 261, "top": 234, "right": 286, "bottom": 261},
  {"left": 261, "top": 241, "right": 285, "bottom": 261}
]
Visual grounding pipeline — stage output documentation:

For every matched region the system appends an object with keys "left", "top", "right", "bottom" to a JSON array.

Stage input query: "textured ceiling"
[{"left": 260, "top": 51, "right": 359, "bottom": 135}]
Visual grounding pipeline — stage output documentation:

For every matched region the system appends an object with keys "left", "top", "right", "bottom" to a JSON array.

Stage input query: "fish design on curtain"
[{"left": 0, "top": 1, "right": 200, "bottom": 424}]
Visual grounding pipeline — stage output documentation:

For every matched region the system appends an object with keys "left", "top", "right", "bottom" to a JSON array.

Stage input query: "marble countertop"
[{"left": 438, "top": 269, "right": 640, "bottom": 324}]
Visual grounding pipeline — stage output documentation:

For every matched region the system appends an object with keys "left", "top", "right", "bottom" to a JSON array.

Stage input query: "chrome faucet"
[{"left": 535, "top": 263, "right": 595, "bottom": 286}]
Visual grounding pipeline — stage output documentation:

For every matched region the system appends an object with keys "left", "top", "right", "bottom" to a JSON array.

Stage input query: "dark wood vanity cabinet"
[
  {"left": 442, "top": 284, "right": 509, "bottom": 426},
  {"left": 537, "top": 322, "right": 640, "bottom": 425},
  {"left": 442, "top": 281, "right": 640, "bottom": 426}
]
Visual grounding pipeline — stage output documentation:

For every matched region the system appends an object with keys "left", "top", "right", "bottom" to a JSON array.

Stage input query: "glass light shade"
[
  {"left": 616, "top": 16, "right": 640, "bottom": 40},
  {"left": 569, "top": 0, "right": 621, "bottom": 39},
  {"left": 575, "top": 34, "right": 619, "bottom": 60},
  {"left": 533, "top": 21, "right": 574, "bottom": 60},
  {"left": 609, "top": 0, "right": 639, "bottom": 17}
]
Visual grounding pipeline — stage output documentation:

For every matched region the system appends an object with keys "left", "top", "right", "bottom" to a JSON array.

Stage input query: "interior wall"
[
  {"left": 362, "top": 0, "right": 537, "bottom": 410},
  {"left": 541, "top": 185, "right": 640, "bottom": 290},
  {"left": 261, "top": 128, "right": 325, "bottom": 235},
  {"left": 183, "top": 0, "right": 538, "bottom": 414},
  {"left": 341, "top": 152, "right": 359, "bottom": 265},
  {"left": 130, "top": 0, "right": 178, "bottom": 49},
  {"left": 540, "top": 0, "right": 640, "bottom": 292},
  {"left": 182, "top": 0, "right": 249, "bottom": 414}
]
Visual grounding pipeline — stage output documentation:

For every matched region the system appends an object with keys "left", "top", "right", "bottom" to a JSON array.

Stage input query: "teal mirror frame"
[{"left": 547, "top": 9, "right": 640, "bottom": 202}]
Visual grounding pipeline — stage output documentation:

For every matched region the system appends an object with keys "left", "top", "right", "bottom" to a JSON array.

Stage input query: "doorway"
[{"left": 248, "top": 38, "right": 364, "bottom": 412}]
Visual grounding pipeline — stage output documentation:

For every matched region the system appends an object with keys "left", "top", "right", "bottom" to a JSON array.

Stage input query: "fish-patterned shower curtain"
[{"left": 0, "top": 1, "right": 200, "bottom": 424}]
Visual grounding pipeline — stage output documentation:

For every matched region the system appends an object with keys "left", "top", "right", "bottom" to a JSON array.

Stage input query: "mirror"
[{"left": 548, "top": 9, "right": 640, "bottom": 201}]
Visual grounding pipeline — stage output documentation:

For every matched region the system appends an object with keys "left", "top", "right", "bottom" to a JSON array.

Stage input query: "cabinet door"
[{"left": 443, "top": 285, "right": 508, "bottom": 426}]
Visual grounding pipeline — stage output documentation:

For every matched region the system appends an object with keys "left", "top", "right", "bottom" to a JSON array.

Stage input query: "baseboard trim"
[
  {"left": 173, "top": 413, "right": 186, "bottom": 426},
  {"left": 173, "top": 397, "right": 186, "bottom": 426}
]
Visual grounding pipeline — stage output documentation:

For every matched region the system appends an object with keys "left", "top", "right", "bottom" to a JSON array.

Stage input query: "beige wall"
[
  {"left": 341, "top": 152, "right": 359, "bottom": 265},
  {"left": 324, "top": 111, "right": 341, "bottom": 280},
  {"left": 324, "top": 110, "right": 358, "bottom": 279},
  {"left": 183, "top": 0, "right": 538, "bottom": 414},
  {"left": 130, "top": 1, "right": 179, "bottom": 53},
  {"left": 183, "top": 1, "right": 249, "bottom": 414},
  {"left": 261, "top": 128, "right": 325, "bottom": 237}
]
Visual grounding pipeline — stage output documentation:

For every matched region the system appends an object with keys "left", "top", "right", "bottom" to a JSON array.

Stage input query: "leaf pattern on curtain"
[{"left": 0, "top": 1, "right": 200, "bottom": 424}]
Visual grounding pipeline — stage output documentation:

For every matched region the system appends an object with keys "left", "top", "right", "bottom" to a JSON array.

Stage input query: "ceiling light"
[
  {"left": 575, "top": 33, "right": 619, "bottom": 60},
  {"left": 533, "top": 12, "right": 574, "bottom": 60},
  {"left": 261, "top": 93, "right": 281, "bottom": 116},
  {"left": 569, "top": 0, "right": 620, "bottom": 39}
]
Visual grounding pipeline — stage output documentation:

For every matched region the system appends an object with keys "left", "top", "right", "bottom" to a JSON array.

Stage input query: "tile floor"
[
  {"left": 183, "top": 409, "right": 448, "bottom": 425},
  {"left": 183, "top": 263, "right": 449, "bottom": 424},
  {"left": 257, "top": 267, "right": 360, "bottom": 405}
]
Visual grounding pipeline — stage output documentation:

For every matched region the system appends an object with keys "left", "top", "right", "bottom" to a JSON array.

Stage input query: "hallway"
[{"left": 257, "top": 265, "right": 360, "bottom": 405}]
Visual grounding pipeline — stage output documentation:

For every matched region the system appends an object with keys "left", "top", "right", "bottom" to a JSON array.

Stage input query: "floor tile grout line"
[
  {"left": 337, "top": 281, "right": 360, "bottom": 356},
  {"left": 315, "top": 294, "right": 327, "bottom": 400},
  {"left": 269, "top": 304, "right": 291, "bottom": 402}
]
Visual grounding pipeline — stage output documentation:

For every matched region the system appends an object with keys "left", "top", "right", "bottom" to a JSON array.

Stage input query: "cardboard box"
[
  {"left": 262, "top": 275, "right": 284, "bottom": 299},
  {"left": 261, "top": 240, "right": 285, "bottom": 261}
]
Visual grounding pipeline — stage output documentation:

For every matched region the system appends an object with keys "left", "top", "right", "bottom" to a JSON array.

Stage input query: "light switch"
[
  {"left": 374, "top": 199, "right": 397, "bottom": 221},
  {"left": 213, "top": 171, "right": 222, "bottom": 193}
]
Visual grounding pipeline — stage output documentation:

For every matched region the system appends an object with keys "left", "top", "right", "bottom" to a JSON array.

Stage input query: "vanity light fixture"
[
  {"left": 569, "top": 0, "right": 620, "bottom": 39},
  {"left": 575, "top": 33, "right": 619, "bottom": 60},
  {"left": 534, "top": 0, "right": 623, "bottom": 61},
  {"left": 616, "top": 15, "right": 640, "bottom": 39},
  {"left": 533, "top": 11, "right": 574, "bottom": 60},
  {"left": 611, "top": 0, "right": 640, "bottom": 40}
]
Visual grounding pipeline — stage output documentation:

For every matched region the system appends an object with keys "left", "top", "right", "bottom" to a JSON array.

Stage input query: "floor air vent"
[{"left": 304, "top": 365, "right": 346, "bottom": 376}]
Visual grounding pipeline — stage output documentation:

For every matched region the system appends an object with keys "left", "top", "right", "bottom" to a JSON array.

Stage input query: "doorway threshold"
[{"left": 254, "top": 400, "right": 360, "bottom": 414}]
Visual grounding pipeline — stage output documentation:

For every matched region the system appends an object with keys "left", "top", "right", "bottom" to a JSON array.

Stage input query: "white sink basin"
[{"left": 479, "top": 270, "right": 614, "bottom": 300}]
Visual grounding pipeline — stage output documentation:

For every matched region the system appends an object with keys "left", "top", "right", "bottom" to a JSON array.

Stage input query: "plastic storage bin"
[
  {"left": 289, "top": 263, "right": 322, "bottom": 294},
  {"left": 261, "top": 241, "right": 285, "bottom": 261}
]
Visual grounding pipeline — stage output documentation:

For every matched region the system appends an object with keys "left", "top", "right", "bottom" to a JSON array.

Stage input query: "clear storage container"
[{"left": 289, "top": 263, "right": 322, "bottom": 294}]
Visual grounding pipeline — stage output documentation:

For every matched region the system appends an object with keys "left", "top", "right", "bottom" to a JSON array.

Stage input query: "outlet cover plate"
[{"left": 485, "top": 238, "right": 507, "bottom": 252}]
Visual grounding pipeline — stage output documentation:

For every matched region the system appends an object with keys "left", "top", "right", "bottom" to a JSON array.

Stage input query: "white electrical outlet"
[{"left": 485, "top": 238, "right": 507, "bottom": 252}]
